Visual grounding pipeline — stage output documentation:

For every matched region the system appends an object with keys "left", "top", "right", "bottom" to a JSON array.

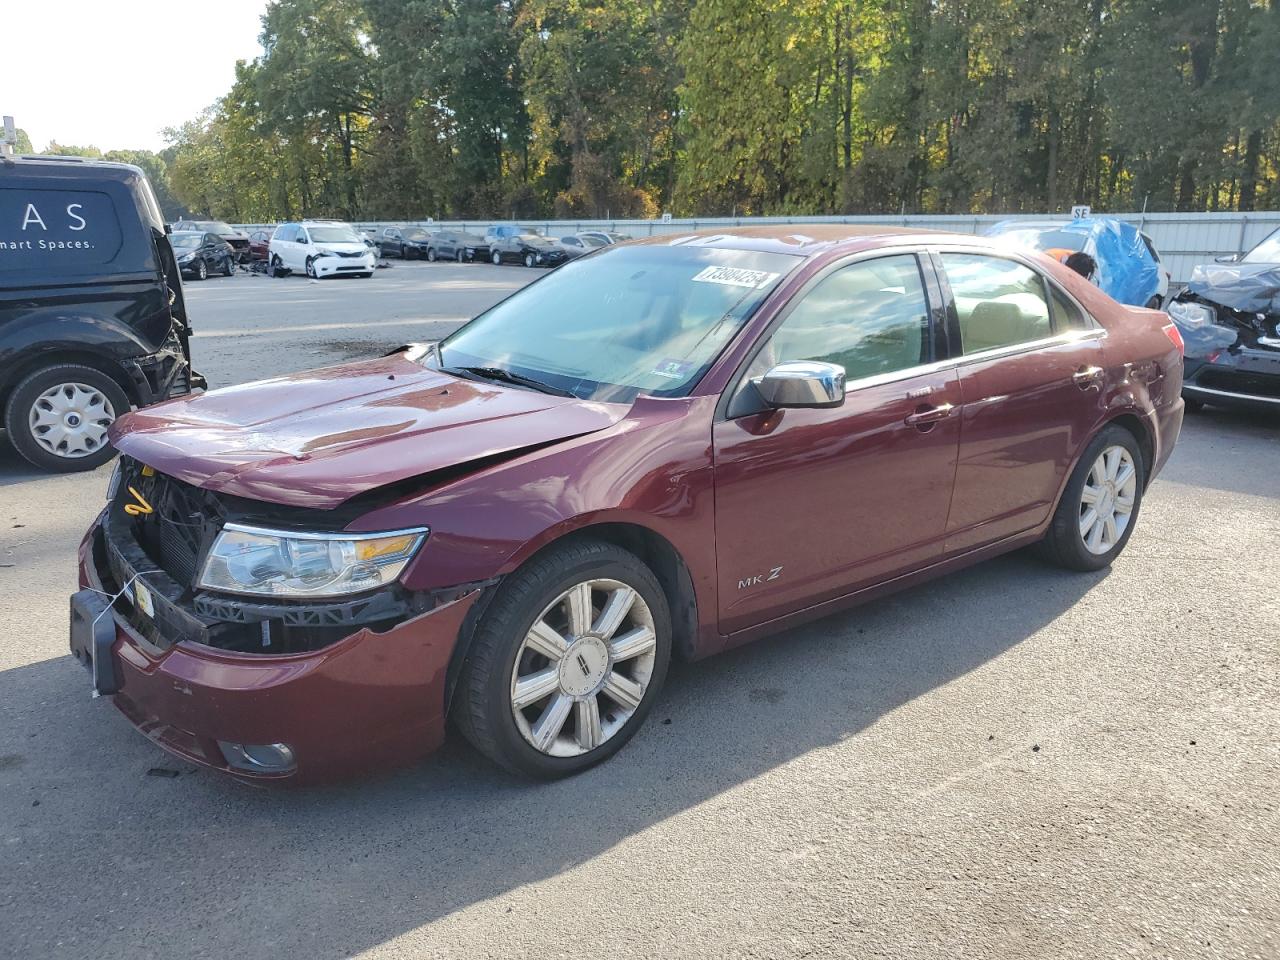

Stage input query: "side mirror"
[
  {"left": 298, "top": 235, "right": 309, "bottom": 245},
  {"left": 1214, "top": 253, "right": 1240, "bottom": 263},
  {"left": 754, "top": 361, "right": 845, "bottom": 409}
]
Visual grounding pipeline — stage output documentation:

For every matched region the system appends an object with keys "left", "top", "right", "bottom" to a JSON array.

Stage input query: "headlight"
[
  {"left": 198, "top": 523, "right": 428, "bottom": 598},
  {"left": 1166, "top": 299, "right": 1215, "bottom": 329},
  {"left": 179, "top": 253, "right": 196, "bottom": 263}
]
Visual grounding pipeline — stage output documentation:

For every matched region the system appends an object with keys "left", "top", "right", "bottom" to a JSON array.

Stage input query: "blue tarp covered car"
[{"left": 984, "top": 218, "right": 1168, "bottom": 308}]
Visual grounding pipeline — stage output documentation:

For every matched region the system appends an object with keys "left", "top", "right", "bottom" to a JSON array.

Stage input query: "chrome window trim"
[{"left": 839, "top": 327, "right": 1107, "bottom": 395}]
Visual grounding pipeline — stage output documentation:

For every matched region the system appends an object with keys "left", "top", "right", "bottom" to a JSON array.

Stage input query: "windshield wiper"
[{"left": 444, "top": 365, "right": 574, "bottom": 397}]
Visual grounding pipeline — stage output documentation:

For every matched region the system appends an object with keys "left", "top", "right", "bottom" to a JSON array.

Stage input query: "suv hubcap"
[
  {"left": 29, "top": 383, "right": 115, "bottom": 458},
  {"left": 510, "top": 579, "right": 657, "bottom": 757},
  {"left": 1079, "top": 445, "right": 1137, "bottom": 555}
]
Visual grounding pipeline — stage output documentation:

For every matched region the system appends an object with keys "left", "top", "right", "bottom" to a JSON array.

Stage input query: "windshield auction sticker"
[{"left": 691, "top": 265, "right": 779, "bottom": 288}]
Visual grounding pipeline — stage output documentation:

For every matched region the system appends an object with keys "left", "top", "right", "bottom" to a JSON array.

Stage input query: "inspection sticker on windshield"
[
  {"left": 651, "top": 359, "right": 695, "bottom": 380},
  {"left": 691, "top": 266, "right": 779, "bottom": 288}
]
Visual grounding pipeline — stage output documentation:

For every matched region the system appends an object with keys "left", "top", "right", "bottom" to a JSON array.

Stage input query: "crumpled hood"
[
  {"left": 1187, "top": 262, "right": 1280, "bottom": 313},
  {"left": 110, "top": 354, "right": 627, "bottom": 509}
]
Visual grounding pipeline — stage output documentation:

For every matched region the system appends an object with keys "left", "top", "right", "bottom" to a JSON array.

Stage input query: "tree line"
[{"left": 30, "top": 0, "right": 1280, "bottom": 221}]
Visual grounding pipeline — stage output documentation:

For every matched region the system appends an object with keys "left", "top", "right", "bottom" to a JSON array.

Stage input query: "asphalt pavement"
[{"left": 1, "top": 261, "right": 1277, "bottom": 959}]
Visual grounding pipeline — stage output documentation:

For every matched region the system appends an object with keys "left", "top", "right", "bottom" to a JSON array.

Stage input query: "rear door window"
[
  {"left": 941, "top": 254, "right": 1052, "bottom": 354},
  {"left": 0, "top": 187, "right": 125, "bottom": 274}
]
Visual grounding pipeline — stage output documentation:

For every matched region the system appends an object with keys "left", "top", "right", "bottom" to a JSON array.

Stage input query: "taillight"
[{"left": 1162, "top": 322, "right": 1185, "bottom": 357}]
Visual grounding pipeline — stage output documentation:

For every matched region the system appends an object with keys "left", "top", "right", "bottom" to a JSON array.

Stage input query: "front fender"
[{"left": 354, "top": 394, "right": 721, "bottom": 644}]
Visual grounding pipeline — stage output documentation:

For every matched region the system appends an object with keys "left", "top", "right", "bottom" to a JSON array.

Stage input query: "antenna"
[{"left": 1, "top": 116, "right": 16, "bottom": 159}]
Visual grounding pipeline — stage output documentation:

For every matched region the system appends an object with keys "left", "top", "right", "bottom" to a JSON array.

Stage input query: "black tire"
[
  {"left": 4, "top": 364, "right": 129, "bottom": 472},
  {"left": 359, "top": 272, "right": 373, "bottom": 279},
  {"left": 491, "top": 249, "right": 502, "bottom": 265},
  {"left": 456, "top": 248, "right": 465, "bottom": 263},
  {"left": 194, "top": 258, "right": 208, "bottom": 280},
  {"left": 1182, "top": 394, "right": 1204, "bottom": 413},
  {"left": 305, "top": 256, "right": 317, "bottom": 279},
  {"left": 1145, "top": 295, "right": 1163, "bottom": 310},
  {"left": 524, "top": 252, "right": 537, "bottom": 268},
  {"left": 222, "top": 256, "right": 234, "bottom": 277},
  {"left": 1039, "top": 423, "right": 1146, "bottom": 572},
  {"left": 426, "top": 247, "right": 437, "bottom": 262},
  {"left": 453, "top": 538, "right": 672, "bottom": 779},
  {"left": 270, "top": 254, "right": 285, "bottom": 278}
]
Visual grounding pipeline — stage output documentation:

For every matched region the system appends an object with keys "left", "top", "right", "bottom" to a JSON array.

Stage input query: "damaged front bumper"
[
  {"left": 1168, "top": 295, "right": 1280, "bottom": 410},
  {"left": 72, "top": 512, "right": 481, "bottom": 784}
]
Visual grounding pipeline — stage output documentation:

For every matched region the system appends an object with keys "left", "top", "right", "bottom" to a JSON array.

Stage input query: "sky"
[{"left": 6, "top": 0, "right": 270, "bottom": 154}]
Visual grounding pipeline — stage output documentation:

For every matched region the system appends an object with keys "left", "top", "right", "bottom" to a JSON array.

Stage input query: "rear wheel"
[
  {"left": 454, "top": 538, "right": 671, "bottom": 778},
  {"left": 1040, "top": 424, "right": 1145, "bottom": 571},
  {"left": 1145, "top": 295, "right": 1163, "bottom": 309},
  {"left": 491, "top": 249, "right": 502, "bottom": 265},
  {"left": 426, "top": 247, "right": 437, "bottom": 262},
  {"left": 4, "top": 364, "right": 129, "bottom": 472},
  {"left": 1182, "top": 394, "right": 1204, "bottom": 413}
]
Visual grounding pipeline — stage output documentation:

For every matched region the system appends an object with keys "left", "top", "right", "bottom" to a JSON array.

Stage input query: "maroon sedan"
[{"left": 71, "top": 226, "right": 1185, "bottom": 783}]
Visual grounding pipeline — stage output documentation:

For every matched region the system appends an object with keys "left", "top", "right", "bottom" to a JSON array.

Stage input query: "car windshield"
[
  {"left": 309, "top": 226, "right": 361, "bottom": 243},
  {"left": 404, "top": 228, "right": 430, "bottom": 240},
  {"left": 171, "top": 234, "right": 202, "bottom": 248},
  {"left": 579, "top": 236, "right": 607, "bottom": 248},
  {"left": 436, "top": 245, "right": 799, "bottom": 403},
  {"left": 1243, "top": 228, "right": 1280, "bottom": 264},
  {"left": 992, "top": 226, "right": 1086, "bottom": 252}
]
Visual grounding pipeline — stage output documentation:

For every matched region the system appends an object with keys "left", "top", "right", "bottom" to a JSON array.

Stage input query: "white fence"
[{"left": 234, "top": 212, "right": 1280, "bottom": 284}]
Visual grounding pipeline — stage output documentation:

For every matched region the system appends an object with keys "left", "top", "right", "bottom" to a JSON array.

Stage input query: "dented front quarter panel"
[{"left": 352, "top": 393, "right": 724, "bottom": 655}]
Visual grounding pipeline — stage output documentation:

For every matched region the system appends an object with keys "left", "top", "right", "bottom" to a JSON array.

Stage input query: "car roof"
[{"left": 628, "top": 224, "right": 951, "bottom": 257}]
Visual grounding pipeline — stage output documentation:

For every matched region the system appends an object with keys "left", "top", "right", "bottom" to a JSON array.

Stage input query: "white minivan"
[{"left": 268, "top": 220, "right": 377, "bottom": 279}]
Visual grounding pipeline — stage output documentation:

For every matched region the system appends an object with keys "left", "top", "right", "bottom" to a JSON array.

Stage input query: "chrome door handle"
[
  {"left": 904, "top": 403, "right": 955, "bottom": 426},
  {"left": 1072, "top": 365, "right": 1104, "bottom": 389}
]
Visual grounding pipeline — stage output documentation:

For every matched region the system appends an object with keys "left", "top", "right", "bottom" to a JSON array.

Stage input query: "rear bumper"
[{"left": 74, "top": 519, "right": 478, "bottom": 784}]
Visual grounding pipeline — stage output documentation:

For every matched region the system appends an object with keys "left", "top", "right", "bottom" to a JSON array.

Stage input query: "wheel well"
[
  {"left": 550, "top": 524, "right": 699, "bottom": 661},
  {"left": 441, "top": 522, "right": 700, "bottom": 717},
  {"left": 0, "top": 350, "right": 138, "bottom": 412},
  {"left": 1106, "top": 413, "right": 1154, "bottom": 488}
]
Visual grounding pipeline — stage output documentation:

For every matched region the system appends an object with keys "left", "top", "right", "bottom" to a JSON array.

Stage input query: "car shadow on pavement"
[{"left": 1, "top": 551, "right": 1107, "bottom": 960}]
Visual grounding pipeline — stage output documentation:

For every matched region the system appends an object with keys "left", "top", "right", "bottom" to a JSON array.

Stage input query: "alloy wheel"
[
  {"left": 510, "top": 578, "right": 658, "bottom": 757},
  {"left": 28, "top": 382, "right": 115, "bottom": 459},
  {"left": 195, "top": 259, "right": 207, "bottom": 280},
  {"left": 306, "top": 256, "right": 317, "bottom": 278},
  {"left": 1079, "top": 444, "right": 1137, "bottom": 555},
  {"left": 492, "top": 249, "right": 502, "bottom": 265}
]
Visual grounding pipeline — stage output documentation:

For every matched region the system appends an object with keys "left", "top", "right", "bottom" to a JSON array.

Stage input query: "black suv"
[{"left": 1, "top": 156, "right": 204, "bottom": 472}]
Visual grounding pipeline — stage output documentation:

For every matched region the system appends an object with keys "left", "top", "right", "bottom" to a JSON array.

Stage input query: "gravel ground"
[{"left": 0, "top": 261, "right": 1277, "bottom": 960}]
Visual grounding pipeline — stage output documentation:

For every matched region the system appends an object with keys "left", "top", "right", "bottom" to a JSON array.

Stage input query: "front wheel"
[
  {"left": 454, "top": 539, "right": 671, "bottom": 778},
  {"left": 1145, "top": 295, "right": 1163, "bottom": 309},
  {"left": 456, "top": 248, "right": 466, "bottom": 263},
  {"left": 523, "top": 252, "right": 536, "bottom": 268},
  {"left": 194, "top": 259, "right": 208, "bottom": 281},
  {"left": 270, "top": 254, "right": 285, "bottom": 278},
  {"left": 1039, "top": 424, "right": 1145, "bottom": 571},
  {"left": 491, "top": 249, "right": 503, "bottom": 265},
  {"left": 305, "top": 256, "right": 318, "bottom": 279},
  {"left": 426, "top": 247, "right": 437, "bottom": 262},
  {"left": 4, "top": 364, "right": 129, "bottom": 472},
  {"left": 222, "top": 256, "right": 234, "bottom": 277}
]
